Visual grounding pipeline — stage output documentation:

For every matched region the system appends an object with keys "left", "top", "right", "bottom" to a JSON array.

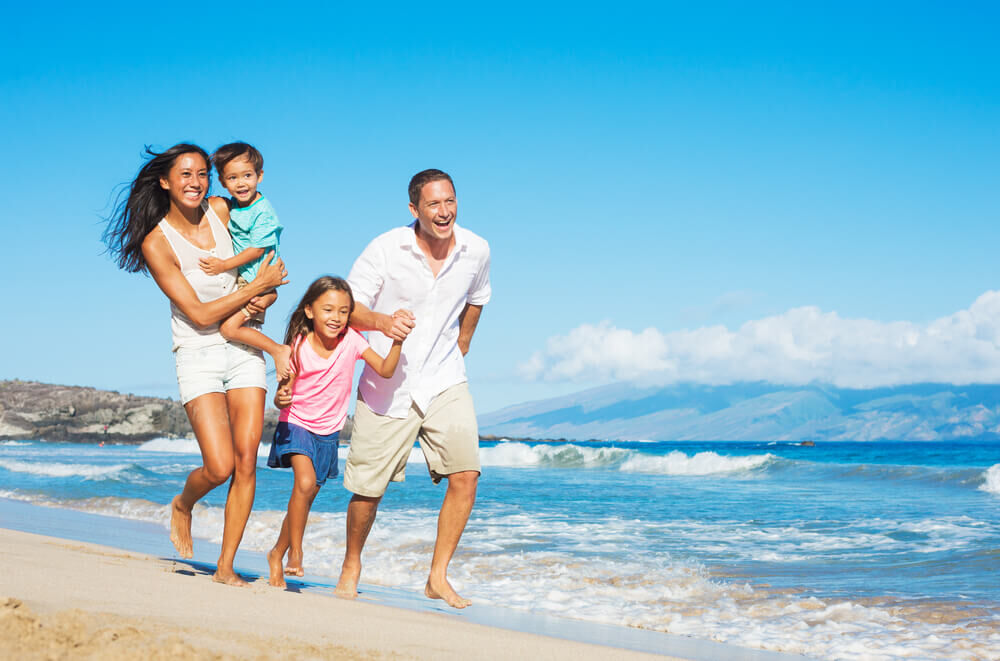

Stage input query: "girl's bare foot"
[
  {"left": 169, "top": 496, "right": 193, "bottom": 559},
  {"left": 284, "top": 548, "right": 304, "bottom": 577},
  {"left": 267, "top": 548, "right": 286, "bottom": 588},
  {"left": 334, "top": 562, "right": 361, "bottom": 599},
  {"left": 425, "top": 576, "right": 471, "bottom": 609},
  {"left": 212, "top": 570, "right": 249, "bottom": 587}
]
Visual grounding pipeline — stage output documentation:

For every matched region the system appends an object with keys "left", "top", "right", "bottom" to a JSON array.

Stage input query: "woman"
[{"left": 104, "top": 143, "right": 288, "bottom": 586}]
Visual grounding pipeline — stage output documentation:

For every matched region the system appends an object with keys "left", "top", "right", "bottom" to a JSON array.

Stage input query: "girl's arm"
[
  {"left": 141, "top": 230, "right": 288, "bottom": 328},
  {"left": 361, "top": 340, "right": 403, "bottom": 378},
  {"left": 273, "top": 373, "right": 296, "bottom": 409}
]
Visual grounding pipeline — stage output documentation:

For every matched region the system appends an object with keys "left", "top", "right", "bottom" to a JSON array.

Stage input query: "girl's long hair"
[
  {"left": 285, "top": 276, "right": 356, "bottom": 374},
  {"left": 102, "top": 144, "right": 211, "bottom": 274}
]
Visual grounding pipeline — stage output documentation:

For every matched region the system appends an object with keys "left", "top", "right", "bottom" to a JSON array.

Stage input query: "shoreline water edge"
[
  {"left": 2, "top": 436, "right": 999, "bottom": 659},
  {"left": 0, "top": 497, "right": 799, "bottom": 660}
]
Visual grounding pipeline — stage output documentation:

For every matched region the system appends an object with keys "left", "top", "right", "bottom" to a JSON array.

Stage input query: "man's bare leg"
[
  {"left": 171, "top": 393, "right": 237, "bottom": 559},
  {"left": 425, "top": 470, "right": 478, "bottom": 608},
  {"left": 335, "top": 494, "right": 381, "bottom": 598},
  {"left": 212, "top": 387, "right": 264, "bottom": 587}
]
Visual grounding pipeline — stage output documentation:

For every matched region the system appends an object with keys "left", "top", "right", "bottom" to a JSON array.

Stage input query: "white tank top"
[{"left": 157, "top": 202, "right": 237, "bottom": 351}]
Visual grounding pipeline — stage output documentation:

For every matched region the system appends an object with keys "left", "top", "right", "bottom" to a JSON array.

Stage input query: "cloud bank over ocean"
[{"left": 520, "top": 290, "right": 1000, "bottom": 388}]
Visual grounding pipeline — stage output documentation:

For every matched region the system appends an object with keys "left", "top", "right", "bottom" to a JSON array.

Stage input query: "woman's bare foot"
[
  {"left": 212, "top": 570, "right": 249, "bottom": 587},
  {"left": 169, "top": 495, "right": 193, "bottom": 559},
  {"left": 267, "top": 548, "right": 286, "bottom": 588},
  {"left": 425, "top": 576, "right": 471, "bottom": 609},
  {"left": 334, "top": 562, "right": 361, "bottom": 599},
  {"left": 272, "top": 344, "right": 292, "bottom": 381},
  {"left": 284, "top": 548, "right": 304, "bottom": 577}
]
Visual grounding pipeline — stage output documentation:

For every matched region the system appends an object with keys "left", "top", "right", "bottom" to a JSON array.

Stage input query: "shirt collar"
[{"left": 401, "top": 221, "right": 468, "bottom": 253}]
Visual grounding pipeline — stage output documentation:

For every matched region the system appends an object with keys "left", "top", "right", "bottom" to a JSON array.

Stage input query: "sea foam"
[
  {"left": 619, "top": 450, "right": 774, "bottom": 476},
  {"left": 0, "top": 459, "right": 137, "bottom": 481},
  {"left": 980, "top": 464, "right": 1000, "bottom": 495}
]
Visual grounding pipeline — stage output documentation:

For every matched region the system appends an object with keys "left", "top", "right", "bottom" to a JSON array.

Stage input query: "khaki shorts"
[
  {"left": 343, "top": 383, "right": 480, "bottom": 497},
  {"left": 235, "top": 275, "right": 268, "bottom": 324}
]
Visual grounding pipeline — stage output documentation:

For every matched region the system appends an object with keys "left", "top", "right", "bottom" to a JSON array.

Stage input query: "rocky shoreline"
[{"left": 0, "top": 380, "right": 285, "bottom": 444}]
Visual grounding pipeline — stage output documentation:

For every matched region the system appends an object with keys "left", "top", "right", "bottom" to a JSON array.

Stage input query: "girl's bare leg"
[
  {"left": 213, "top": 387, "right": 265, "bottom": 587},
  {"left": 285, "top": 454, "right": 319, "bottom": 576},
  {"left": 268, "top": 454, "right": 319, "bottom": 587},
  {"left": 170, "top": 393, "right": 236, "bottom": 559},
  {"left": 267, "top": 515, "right": 292, "bottom": 587}
]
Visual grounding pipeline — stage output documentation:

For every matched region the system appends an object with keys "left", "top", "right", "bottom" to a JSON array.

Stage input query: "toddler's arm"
[
  {"left": 361, "top": 340, "right": 403, "bottom": 378},
  {"left": 200, "top": 246, "right": 266, "bottom": 275}
]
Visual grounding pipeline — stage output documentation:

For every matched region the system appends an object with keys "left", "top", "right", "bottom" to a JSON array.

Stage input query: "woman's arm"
[
  {"left": 142, "top": 229, "right": 288, "bottom": 328},
  {"left": 361, "top": 340, "right": 403, "bottom": 378}
]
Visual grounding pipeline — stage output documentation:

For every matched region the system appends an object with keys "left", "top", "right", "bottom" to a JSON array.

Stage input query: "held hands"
[
  {"left": 198, "top": 256, "right": 227, "bottom": 275},
  {"left": 381, "top": 309, "right": 415, "bottom": 341}
]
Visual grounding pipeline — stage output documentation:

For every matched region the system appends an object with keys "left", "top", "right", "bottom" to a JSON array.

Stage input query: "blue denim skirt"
[{"left": 267, "top": 421, "right": 340, "bottom": 487}]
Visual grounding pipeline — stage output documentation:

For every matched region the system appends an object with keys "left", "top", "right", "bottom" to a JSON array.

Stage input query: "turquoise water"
[{"left": 2, "top": 437, "right": 998, "bottom": 660}]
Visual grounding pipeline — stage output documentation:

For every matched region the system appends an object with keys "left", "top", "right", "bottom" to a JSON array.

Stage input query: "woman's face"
[{"left": 160, "top": 152, "right": 209, "bottom": 210}]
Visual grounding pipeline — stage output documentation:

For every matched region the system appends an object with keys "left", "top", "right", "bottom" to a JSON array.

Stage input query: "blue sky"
[{"left": 2, "top": 3, "right": 998, "bottom": 413}]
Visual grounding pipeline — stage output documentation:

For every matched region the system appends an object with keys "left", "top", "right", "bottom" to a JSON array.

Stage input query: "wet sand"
[{"left": 0, "top": 499, "right": 805, "bottom": 660}]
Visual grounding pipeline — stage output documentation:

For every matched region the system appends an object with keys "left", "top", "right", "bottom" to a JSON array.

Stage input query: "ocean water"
[{"left": 1, "top": 437, "right": 998, "bottom": 660}]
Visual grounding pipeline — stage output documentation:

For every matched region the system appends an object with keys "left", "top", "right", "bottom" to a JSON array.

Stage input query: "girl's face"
[
  {"left": 160, "top": 152, "right": 209, "bottom": 210},
  {"left": 304, "top": 289, "right": 352, "bottom": 342}
]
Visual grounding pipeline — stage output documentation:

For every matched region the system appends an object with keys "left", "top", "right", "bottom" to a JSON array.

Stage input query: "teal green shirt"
[{"left": 228, "top": 195, "right": 282, "bottom": 281}]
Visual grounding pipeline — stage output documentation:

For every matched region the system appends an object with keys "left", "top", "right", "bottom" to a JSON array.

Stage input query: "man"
[{"left": 336, "top": 168, "right": 491, "bottom": 608}]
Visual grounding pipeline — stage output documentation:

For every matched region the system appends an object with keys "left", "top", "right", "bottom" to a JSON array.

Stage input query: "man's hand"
[
  {"left": 379, "top": 309, "right": 415, "bottom": 341},
  {"left": 199, "top": 256, "right": 227, "bottom": 275}
]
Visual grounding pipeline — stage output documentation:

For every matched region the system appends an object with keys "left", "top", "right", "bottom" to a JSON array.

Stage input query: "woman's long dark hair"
[
  {"left": 102, "top": 144, "right": 210, "bottom": 274},
  {"left": 285, "top": 276, "right": 355, "bottom": 374}
]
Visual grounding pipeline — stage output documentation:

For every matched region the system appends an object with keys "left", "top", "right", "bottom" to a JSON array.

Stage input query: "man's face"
[{"left": 410, "top": 179, "right": 457, "bottom": 243}]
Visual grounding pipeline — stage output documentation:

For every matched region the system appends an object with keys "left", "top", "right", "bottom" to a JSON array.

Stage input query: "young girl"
[{"left": 266, "top": 276, "right": 402, "bottom": 587}]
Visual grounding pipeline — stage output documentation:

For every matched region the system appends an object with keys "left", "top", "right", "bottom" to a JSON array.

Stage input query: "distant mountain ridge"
[{"left": 478, "top": 382, "right": 1000, "bottom": 441}]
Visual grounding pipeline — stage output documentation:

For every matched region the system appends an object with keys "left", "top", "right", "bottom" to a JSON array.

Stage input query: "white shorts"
[{"left": 174, "top": 342, "right": 266, "bottom": 405}]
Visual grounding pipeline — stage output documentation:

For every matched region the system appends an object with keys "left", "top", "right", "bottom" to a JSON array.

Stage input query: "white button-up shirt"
[{"left": 348, "top": 222, "right": 491, "bottom": 418}]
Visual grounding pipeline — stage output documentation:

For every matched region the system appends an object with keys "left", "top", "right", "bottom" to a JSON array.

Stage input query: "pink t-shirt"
[{"left": 279, "top": 328, "right": 370, "bottom": 435}]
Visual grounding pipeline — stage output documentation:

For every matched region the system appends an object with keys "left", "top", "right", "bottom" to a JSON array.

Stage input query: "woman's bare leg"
[
  {"left": 170, "top": 392, "right": 236, "bottom": 559},
  {"left": 213, "top": 387, "right": 265, "bottom": 586}
]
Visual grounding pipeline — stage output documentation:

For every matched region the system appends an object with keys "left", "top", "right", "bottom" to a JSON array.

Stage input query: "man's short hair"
[
  {"left": 212, "top": 142, "right": 264, "bottom": 174},
  {"left": 408, "top": 169, "right": 454, "bottom": 205}
]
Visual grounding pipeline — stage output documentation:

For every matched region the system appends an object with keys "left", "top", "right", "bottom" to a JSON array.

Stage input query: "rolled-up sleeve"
[
  {"left": 467, "top": 245, "right": 491, "bottom": 305},
  {"left": 347, "top": 239, "right": 385, "bottom": 308}
]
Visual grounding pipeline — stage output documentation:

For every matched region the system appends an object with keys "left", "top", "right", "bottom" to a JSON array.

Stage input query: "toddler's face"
[{"left": 220, "top": 156, "right": 261, "bottom": 206}]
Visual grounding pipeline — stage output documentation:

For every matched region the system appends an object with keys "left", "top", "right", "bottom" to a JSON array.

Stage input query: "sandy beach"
[{"left": 0, "top": 527, "right": 682, "bottom": 660}]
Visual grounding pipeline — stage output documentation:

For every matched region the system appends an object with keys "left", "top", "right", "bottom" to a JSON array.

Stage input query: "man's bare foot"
[
  {"left": 267, "top": 548, "right": 286, "bottom": 588},
  {"left": 334, "top": 562, "right": 361, "bottom": 599},
  {"left": 169, "top": 495, "right": 193, "bottom": 559},
  {"left": 284, "top": 548, "right": 304, "bottom": 577},
  {"left": 212, "top": 570, "right": 249, "bottom": 587},
  {"left": 425, "top": 577, "right": 471, "bottom": 609},
  {"left": 273, "top": 344, "right": 292, "bottom": 381}
]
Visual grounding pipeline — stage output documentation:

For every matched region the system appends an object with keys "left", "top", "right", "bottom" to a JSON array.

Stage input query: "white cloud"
[{"left": 519, "top": 291, "right": 1000, "bottom": 387}]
